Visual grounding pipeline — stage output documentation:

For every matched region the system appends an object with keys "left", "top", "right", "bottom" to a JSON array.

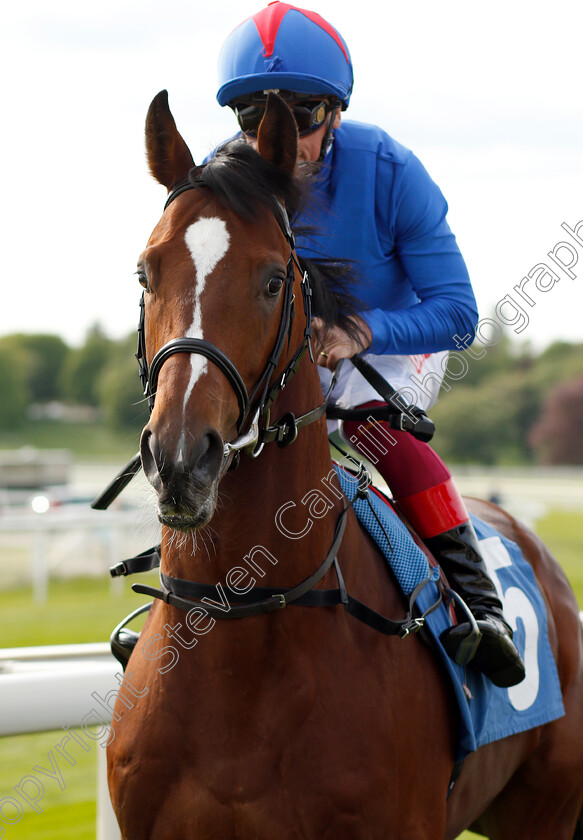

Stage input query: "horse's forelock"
[{"left": 191, "top": 141, "right": 303, "bottom": 223}]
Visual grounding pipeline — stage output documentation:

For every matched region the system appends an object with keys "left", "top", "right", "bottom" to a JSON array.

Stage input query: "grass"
[
  {"left": 537, "top": 509, "right": 583, "bottom": 592},
  {"left": 0, "top": 574, "right": 156, "bottom": 648},
  {"left": 0, "top": 508, "right": 581, "bottom": 839},
  {"left": 0, "top": 730, "right": 96, "bottom": 840}
]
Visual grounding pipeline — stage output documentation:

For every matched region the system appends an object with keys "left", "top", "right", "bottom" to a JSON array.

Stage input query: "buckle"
[
  {"left": 399, "top": 617, "right": 425, "bottom": 638},
  {"left": 276, "top": 412, "right": 298, "bottom": 449},
  {"left": 271, "top": 594, "right": 286, "bottom": 609},
  {"left": 356, "top": 466, "right": 371, "bottom": 499}
]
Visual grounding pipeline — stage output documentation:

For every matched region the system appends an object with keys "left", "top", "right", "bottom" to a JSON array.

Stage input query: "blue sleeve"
[{"left": 363, "top": 153, "right": 478, "bottom": 355}]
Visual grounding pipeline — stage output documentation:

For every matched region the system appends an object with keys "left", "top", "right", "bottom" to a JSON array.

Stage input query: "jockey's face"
[
  {"left": 297, "top": 108, "right": 342, "bottom": 162},
  {"left": 237, "top": 95, "right": 342, "bottom": 162}
]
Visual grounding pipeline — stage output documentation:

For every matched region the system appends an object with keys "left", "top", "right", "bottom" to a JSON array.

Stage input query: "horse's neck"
[{"left": 161, "top": 362, "right": 343, "bottom": 585}]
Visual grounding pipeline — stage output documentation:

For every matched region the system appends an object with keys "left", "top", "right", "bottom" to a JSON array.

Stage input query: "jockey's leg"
[{"left": 341, "top": 405, "right": 525, "bottom": 688}]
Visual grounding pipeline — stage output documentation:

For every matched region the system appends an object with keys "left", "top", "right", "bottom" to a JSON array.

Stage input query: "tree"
[
  {"left": 452, "top": 332, "right": 520, "bottom": 388},
  {"left": 529, "top": 375, "right": 583, "bottom": 464},
  {"left": 10, "top": 333, "right": 70, "bottom": 402},
  {"left": 427, "top": 340, "right": 583, "bottom": 466},
  {"left": 430, "top": 370, "right": 541, "bottom": 465},
  {"left": 60, "top": 325, "right": 114, "bottom": 406},
  {"left": 98, "top": 335, "right": 148, "bottom": 431},
  {"left": 0, "top": 337, "right": 30, "bottom": 427}
]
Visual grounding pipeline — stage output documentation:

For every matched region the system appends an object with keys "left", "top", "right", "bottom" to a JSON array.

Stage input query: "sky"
[{"left": 1, "top": 0, "right": 582, "bottom": 350}]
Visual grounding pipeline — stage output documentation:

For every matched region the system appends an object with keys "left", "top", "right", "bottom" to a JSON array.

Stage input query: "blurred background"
[{"left": 1, "top": 1, "right": 582, "bottom": 838}]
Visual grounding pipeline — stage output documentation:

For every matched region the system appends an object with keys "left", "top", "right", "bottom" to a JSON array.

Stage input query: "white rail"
[{"left": 0, "top": 508, "right": 159, "bottom": 602}]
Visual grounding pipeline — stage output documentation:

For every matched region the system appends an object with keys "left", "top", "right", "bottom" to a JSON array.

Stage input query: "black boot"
[{"left": 425, "top": 521, "right": 526, "bottom": 688}]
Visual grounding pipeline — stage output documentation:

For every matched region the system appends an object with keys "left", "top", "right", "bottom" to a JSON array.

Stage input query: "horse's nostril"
[
  {"left": 191, "top": 432, "right": 224, "bottom": 483},
  {"left": 140, "top": 426, "right": 224, "bottom": 504},
  {"left": 140, "top": 428, "right": 163, "bottom": 492}
]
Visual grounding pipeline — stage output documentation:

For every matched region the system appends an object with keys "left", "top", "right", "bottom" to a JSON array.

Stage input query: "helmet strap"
[{"left": 318, "top": 106, "right": 339, "bottom": 162}]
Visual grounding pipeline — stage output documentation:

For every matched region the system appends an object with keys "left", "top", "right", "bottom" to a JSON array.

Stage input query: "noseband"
[
  {"left": 135, "top": 177, "right": 314, "bottom": 458},
  {"left": 140, "top": 330, "right": 250, "bottom": 424}
]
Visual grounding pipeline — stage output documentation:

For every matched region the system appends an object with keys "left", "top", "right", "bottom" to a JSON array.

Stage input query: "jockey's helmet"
[{"left": 216, "top": 2, "right": 353, "bottom": 110}]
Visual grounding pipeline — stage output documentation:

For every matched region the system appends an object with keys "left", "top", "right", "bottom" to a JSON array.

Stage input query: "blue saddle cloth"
[{"left": 334, "top": 465, "right": 565, "bottom": 760}]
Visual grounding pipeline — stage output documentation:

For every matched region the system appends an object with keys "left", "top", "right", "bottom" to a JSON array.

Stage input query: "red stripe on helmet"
[{"left": 252, "top": 2, "right": 349, "bottom": 62}]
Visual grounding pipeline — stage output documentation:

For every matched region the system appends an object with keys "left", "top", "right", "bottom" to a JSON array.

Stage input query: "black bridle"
[
  {"left": 135, "top": 177, "right": 316, "bottom": 458},
  {"left": 92, "top": 175, "right": 435, "bottom": 512},
  {"left": 91, "top": 177, "right": 330, "bottom": 511}
]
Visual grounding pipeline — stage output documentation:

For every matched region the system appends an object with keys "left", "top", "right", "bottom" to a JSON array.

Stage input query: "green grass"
[
  {"left": 537, "top": 509, "right": 583, "bottom": 596},
  {"left": 0, "top": 574, "right": 156, "bottom": 648},
  {"left": 0, "top": 509, "right": 580, "bottom": 839},
  {"left": 0, "top": 730, "right": 96, "bottom": 840}
]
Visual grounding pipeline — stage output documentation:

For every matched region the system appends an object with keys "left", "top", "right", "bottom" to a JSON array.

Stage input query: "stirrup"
[
  {"left": 440, "top": 593, "right": 526, "bottom": 687},
  {"left": 110, "top": 603, "right": 151, "bottom": 670},
  {"left": 440, "top": 590, "right": 482, "bottom": 666}
]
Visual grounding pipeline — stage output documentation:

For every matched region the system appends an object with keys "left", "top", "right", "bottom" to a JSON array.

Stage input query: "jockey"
[{"left": 215, "top": 2, "right": 525, "bottom": 688}]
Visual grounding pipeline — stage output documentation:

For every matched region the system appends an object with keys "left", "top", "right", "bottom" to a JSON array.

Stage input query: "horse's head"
[{"left": 138, "top": 91, "right": 309, "bottom": 532}]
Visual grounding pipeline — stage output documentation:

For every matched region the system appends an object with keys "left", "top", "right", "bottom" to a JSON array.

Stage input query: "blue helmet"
[{"left": 217, "top": 2, "right": 353, "bottom": 109}]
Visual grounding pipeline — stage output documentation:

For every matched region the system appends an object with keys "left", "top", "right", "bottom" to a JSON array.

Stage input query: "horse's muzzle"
[{"left": 140, "top": 426, "right": 224, "bottom": 531}]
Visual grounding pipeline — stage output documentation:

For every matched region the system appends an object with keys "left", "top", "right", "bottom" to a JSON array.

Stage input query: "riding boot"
[{"left": 425, "top": 521, "right": 526, "bottom": 688}]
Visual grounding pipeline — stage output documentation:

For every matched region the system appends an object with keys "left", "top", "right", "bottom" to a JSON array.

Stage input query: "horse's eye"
[
  {"left": 266, "top": 276, "right": 284, "bottom": 297},
  {"left": 136, "top": 267, "right": 149, "bottom": 291}
]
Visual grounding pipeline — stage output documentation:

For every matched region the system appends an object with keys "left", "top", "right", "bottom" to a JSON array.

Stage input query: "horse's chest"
[{"left": 109, "top": 636, "right": 449, "bottom": 838}]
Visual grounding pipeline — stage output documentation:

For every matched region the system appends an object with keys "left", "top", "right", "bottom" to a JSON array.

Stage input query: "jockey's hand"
[{"left": 312, "top": 315, "right": 372, "bottom": 371}]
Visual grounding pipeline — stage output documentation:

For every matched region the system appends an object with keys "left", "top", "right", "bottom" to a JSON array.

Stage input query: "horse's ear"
[
  {"left": 257, "top": 92, "right": 298, "bottom": 175},
  {"left": 145, "top": 90, "right": 195, "bottom": 190}
]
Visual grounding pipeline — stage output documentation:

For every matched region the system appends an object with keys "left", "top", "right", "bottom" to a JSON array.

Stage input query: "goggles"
[{"left": 232, "top": 95, "right": 337, "bottom": 137}]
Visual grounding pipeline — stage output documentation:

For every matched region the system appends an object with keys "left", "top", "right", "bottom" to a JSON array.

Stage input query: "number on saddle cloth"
[{"left": 334, "top": 464, "right": 565, "bottom": 761}]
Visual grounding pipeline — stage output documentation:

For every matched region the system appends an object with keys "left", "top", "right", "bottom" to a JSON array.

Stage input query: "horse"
[{"left": 106, "top": 90, "right": 583, "bottom": 839}]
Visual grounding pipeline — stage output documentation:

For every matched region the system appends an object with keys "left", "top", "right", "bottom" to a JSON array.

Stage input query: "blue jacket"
[{"left": 295, "top": 120, "right": 478, "bottom": 355}]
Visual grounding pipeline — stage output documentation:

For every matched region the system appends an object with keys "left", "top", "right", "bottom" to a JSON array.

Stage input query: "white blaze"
[{"left": 182, "top": 217, "right": 230, "bottom": 414}]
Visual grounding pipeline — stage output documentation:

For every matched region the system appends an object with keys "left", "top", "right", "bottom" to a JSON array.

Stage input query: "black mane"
[
  {"left": 190, "top": 140, "right": 367, "bottom": 345},
  {"left": 190, "top": 139, "right": 303, "bottom": 223}
]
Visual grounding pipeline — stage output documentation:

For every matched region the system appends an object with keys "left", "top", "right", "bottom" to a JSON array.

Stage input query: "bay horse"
[{"left": 106, "top": 90, "right": 583, "bottom": 839}]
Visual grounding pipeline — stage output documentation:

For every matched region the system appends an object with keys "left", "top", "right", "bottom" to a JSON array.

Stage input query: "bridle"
[
  {"left": 92, "top": 171, "right": 434, "bottom": 511},
  {"left": 91, "top": 173, "right": 337, "bottom": 511},
  {"left": 135, "top": 175, "right": 319, "bottom": 461}
]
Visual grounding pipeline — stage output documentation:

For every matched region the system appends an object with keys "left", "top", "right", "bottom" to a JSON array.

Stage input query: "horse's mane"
[
  {"left": 191, "top": 139, "right": 303, "bottom": 222},
  {"left": 190, "top": 140, "right": 367, "bottom": 346}
]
